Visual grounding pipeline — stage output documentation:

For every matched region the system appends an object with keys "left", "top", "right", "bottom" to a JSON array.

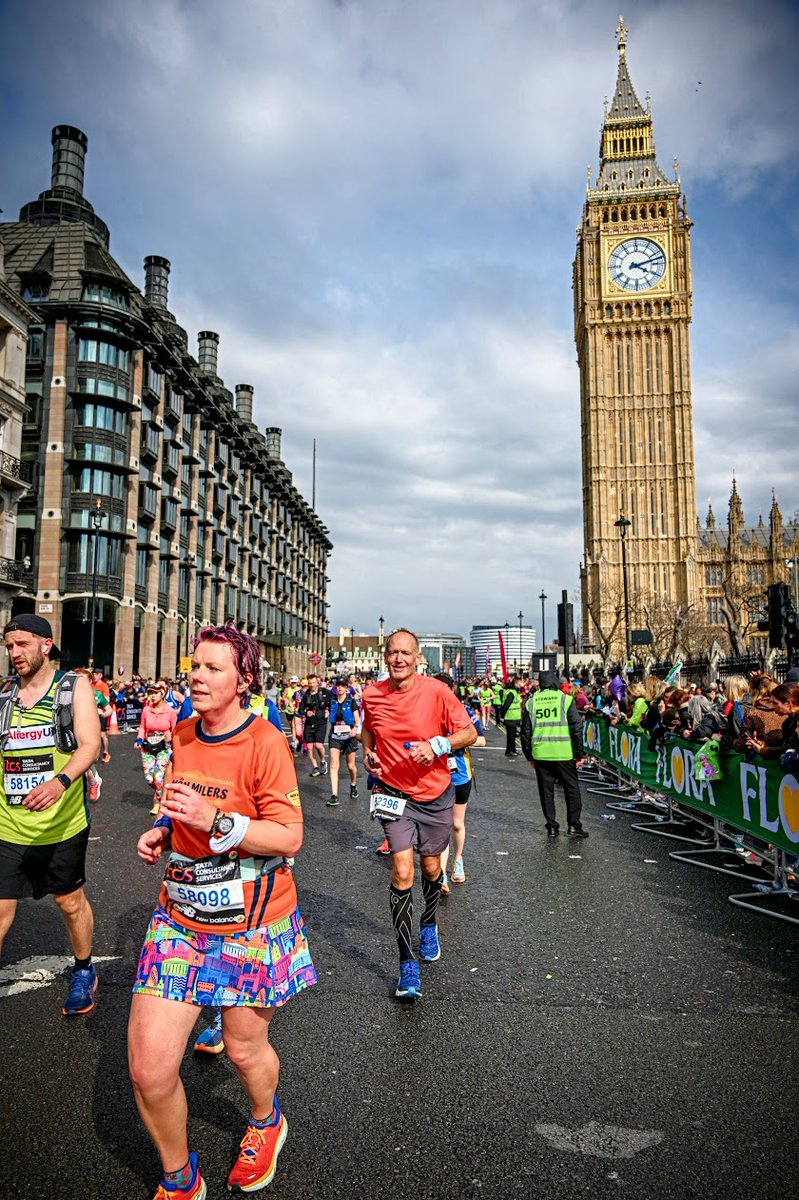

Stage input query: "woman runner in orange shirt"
[{"left": 128, "top": 625, "right": 316, "bottom": 1200}]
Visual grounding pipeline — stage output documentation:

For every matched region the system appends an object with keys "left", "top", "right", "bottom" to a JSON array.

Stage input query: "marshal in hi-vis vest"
[
  {"left": 503, "top": 688, "right": 522, "bottom": 722},
  {"left": 526, "top": 690, "right": 574, "bottom": 761}
]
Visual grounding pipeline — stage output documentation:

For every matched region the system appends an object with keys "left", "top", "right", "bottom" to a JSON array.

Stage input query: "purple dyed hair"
[{"left": 194, "top": 624, "right": 263, "bottom": 707}]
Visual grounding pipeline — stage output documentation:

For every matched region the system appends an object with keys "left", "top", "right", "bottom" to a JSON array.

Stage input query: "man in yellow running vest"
[
  {"left": 520, "top": 670, "right": 587, "bottom": 838},
  {"left": 0, "top": 614, "right": 101, "bottom": 1013}
]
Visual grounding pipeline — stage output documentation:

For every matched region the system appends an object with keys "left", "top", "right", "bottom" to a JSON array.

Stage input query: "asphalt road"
[{"left": 0, "top": 724, "right": 796, "bottom": 1200}]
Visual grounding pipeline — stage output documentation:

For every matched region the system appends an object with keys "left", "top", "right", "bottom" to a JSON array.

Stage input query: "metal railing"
[
  {"left": 0, "top": 452, "right": 33, "bottom": 483},
  {"left": 0, "top": 556, "right": 32, "bottom": 584}
]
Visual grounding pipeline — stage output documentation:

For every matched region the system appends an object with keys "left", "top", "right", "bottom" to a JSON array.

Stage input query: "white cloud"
[{"left": 0, "top": 0, "right": 797, "bottom": 640}]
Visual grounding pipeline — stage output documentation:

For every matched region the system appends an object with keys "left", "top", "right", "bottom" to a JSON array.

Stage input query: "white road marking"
[
  {"left": 534, "top": 1121, "right": 664, "bottom": 1159},
  {"left": 0, "top": 955, "right": 120, "bottom": 1000}
]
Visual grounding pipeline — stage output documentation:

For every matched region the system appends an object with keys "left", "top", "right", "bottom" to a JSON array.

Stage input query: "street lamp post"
[
  {"left": 88, "top": 498, "right": 106, "bottom": 670},
  {"left": 183, "top": 553, "right": 196, "bottom": 660},
  {"left": 614, "top": 512, "right": 632, "bottom": 665},
  {"left": 504, "top": 621, "right": 510, "bottom": 681},
  {"left": 539, "top": 589, "right": 547, "bottom": 657},
  {"left": 517, "top": 610, "right": 524, "bottom": 676},
  {"left": 349, "top": 626, "right": 355, "bottom": 670}
]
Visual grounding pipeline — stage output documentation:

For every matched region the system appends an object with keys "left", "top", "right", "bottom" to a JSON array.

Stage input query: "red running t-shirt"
[
  {"left": 361, "top": 675, "right": 472, "bottom": 801},
  {"left": 159, "top": 713, "right": 303, "bottom": 933}
]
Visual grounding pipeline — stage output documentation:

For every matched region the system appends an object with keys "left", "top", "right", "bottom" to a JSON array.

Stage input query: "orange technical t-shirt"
[
  {"left": 159, "top": 712, "right": 303, "bottom": 934},
  {"left": 361, "top": 674, "right": 473, "bottom": 801}
]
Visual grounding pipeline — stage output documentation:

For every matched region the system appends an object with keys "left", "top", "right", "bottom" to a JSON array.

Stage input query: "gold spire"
[{"left": 616, "top": 15, "right": 629, "bottom": 57}]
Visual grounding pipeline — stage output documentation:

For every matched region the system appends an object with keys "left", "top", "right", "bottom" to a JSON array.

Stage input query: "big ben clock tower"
[{"left": 574, "top": 17, "right": 698, "bottom": 657}]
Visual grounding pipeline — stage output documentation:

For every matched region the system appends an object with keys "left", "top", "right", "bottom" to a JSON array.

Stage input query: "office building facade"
[{"left": 0, "top": 126, "right": 331, "bottom": 677}]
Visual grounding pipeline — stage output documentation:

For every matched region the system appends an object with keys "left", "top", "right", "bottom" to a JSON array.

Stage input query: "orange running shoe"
[
  {"left": 227, "top": 1101, "right": 288, "bottom": 1194},
  {"left": 152, "top": 1151, "right": 206, "bottom": 1199}
]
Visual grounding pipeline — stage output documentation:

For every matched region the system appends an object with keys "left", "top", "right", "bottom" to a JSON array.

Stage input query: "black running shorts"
[
  {"left": 329, "top": 734, "right": 359, "bottom": 755},
  {"left": 0, "top": 827, "right": 90, "bottom": 900},
  {"left": 304, "top": 718, "right": 327, "bottom": 743}
]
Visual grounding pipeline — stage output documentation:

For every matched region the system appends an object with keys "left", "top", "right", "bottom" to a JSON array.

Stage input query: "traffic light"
[
  {"left": 761, "top": 581, "right": 791, "bottom": 649},
  {"left": 557, "top": 599, "right": 574, "bottom": 649}
]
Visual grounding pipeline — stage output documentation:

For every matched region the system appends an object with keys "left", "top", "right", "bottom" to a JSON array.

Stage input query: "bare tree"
[{"left": 584, "top": 588, "right": 625, "bottom": 663}]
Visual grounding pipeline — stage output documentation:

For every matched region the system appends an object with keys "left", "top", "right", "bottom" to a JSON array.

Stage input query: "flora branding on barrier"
[{"left": 584, "top": 715, "right": 799, "bottom": 853}]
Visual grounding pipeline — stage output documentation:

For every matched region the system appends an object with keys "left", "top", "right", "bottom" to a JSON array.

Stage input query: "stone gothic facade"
[{"left": 574, "top": 20, "right": 795, "bottom": 660}]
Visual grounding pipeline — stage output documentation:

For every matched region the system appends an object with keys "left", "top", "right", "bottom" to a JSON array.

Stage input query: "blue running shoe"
[
  {"left": 194, "top": 1008, "right": 225, "bottom": 1055},
  {"left": 419, "top": 924, "right": 441, "bottom": 962},
  {"left": 395, "top": 960, "right": 422, "bottom": 1001},
  {"left": 62, "top": 964, "right": 98, "bottom": 1015}
]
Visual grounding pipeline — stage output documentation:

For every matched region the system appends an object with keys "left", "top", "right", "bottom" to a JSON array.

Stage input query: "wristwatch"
[
  {"left": 211, "top": 809, "right": 235, "bottom": 837},
  {"left": 56, "top": 772, "right": 72, "bottom": 790}
]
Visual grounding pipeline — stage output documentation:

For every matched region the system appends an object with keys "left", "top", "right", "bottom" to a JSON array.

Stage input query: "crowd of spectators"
[{"left": 588, "top": 667, "right": 799, "bottom": 766}]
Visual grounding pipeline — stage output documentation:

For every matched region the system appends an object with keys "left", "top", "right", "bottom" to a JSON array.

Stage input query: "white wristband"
[
  {"left": 429, "top": 735, "right": 452, "bottom": 756},
  {"left": 209, "top": 812, "right": 251, "bottom": 854}
]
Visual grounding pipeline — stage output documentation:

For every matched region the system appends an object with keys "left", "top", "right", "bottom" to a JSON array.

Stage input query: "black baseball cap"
[{"left": 3, "top": 614, "right": 61, "bottom": 659}]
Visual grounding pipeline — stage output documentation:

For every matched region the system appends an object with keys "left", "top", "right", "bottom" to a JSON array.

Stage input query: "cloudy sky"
[{"left": 1, "top": 0, "right": 797, "bottom": 643}]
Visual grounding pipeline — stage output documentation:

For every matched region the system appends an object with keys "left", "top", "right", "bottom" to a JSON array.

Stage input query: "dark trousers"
[
  {"left": 533, "top": 758, "right": 582, "bottom": 828},
  {"left": 505, "top": 720, "right": 520, "bottom": 754}
]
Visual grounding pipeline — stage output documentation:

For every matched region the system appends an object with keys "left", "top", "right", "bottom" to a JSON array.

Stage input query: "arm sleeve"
[{"left": 520, "top": 702, "right": 533, "bottom": 761}]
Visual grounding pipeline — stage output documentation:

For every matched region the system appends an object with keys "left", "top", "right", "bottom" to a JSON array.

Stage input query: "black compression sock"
[
  {"left": 420, "top": 872, "right": 444, "bottom": 927},
  {"left": 389, "top": 884, "right": 415, "bottom": 963},
  {"left": 74, "top": 955, "right": 92, "bottom": 971}
]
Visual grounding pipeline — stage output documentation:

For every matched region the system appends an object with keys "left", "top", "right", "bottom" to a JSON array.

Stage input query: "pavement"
[{"left": 0, "top": 724, "right": 796, "bottom": 1200}]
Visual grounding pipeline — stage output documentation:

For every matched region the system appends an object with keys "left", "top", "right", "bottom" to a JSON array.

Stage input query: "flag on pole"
[
  {"left": 497, "top": 631, "right": 509, "bottom": 683},
  {"left": 664, "top": 660, "right": 683, "bottom": 685},
  {"left": 454, "top": 650, "right": 462, "bottom": 681}
]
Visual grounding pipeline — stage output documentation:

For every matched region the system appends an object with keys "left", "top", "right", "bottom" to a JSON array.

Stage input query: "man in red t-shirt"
[{"left": 361, "top": 628, "right": 477, "bottom": 1001}]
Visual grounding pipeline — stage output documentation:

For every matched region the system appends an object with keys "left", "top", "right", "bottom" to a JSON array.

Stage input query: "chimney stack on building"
[
  {"left": 144, "top": 256, "right": 171, "bottom": 309},
  {"left": 266, "top": 427, "right": 282, "bottom": 459},
  {"left": 198, "top": 330, "right": 220, "bottom": 377},
  {"left": 50, "top": 125, "right": 88, "bottom": 195},
  {"left": 235, "top": 384, "right": 254, "bottom": 423}
]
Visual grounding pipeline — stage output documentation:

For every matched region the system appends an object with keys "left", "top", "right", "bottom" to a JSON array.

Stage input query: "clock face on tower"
[{"left": 608, "top": 237, "right": 667, "bottom": 292}]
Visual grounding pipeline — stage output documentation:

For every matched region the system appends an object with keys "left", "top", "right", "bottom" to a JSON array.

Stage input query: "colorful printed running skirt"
[{"left": 132, "top": 904, "right": 317, "bottom": 1007}]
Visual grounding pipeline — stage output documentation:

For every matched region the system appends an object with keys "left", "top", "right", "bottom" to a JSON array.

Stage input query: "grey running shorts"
[{"left": 380, "top": 784, "right": 455, "bottom": 856}]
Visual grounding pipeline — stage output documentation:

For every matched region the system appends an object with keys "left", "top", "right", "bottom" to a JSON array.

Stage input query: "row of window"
[
  {"left": 618, "top": 487, "right": 669, "bottom": 538},
  {"left": 70, "top": 466, "right": 126, "bottom": 499},
  {"left": 82, "top": 282, "right": 129, "bottom": 308},
  {"left": 78, "top": 339, "right": 130, "bottom": 371},
  {"left": 65, "top": 534, "right": 122, "bottom": 575},
  {"left": 601, "top": 200, "right": 665, "bottom": 221},
  {"left": 617, "top": 414, "right": 667, "bottom": 469},
  {"left": 609, "top": 337, "right": 667, "bottom": 398},
  {"left": 76, "top": 375, "right": 130, "bottom": 401},
  {"left": 73, "top": 440, "right": 128, "bottom": 467},
  {"left": 74, "top": 401, "right": 127, "bottom": 435},
  {"left": 604, "top": 301, "right": 672, "bottom": 320},
  {"left": 704, "top": 565, "right": 766, "bottom": 588}
]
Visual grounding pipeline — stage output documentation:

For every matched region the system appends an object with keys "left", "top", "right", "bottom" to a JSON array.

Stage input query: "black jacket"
[{"left": 520, "top": 687, "right": 584, "bottom": 762}]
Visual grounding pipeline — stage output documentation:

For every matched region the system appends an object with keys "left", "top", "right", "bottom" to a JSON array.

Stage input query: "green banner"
[{"left": 583, "top": 714, "right": 799, "bottom": 856}]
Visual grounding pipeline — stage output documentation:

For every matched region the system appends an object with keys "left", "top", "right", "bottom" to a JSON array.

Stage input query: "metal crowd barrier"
[{"left": 580, "top": 746, "right": 799, "bottom": 928}]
